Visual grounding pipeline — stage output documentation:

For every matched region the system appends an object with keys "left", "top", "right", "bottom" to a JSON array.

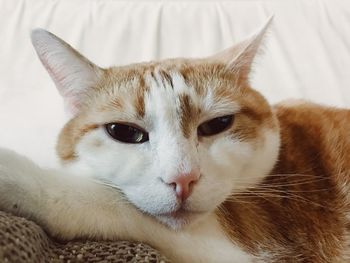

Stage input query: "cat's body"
[
  {"left": 221, "top": 102, "right": 350, "bottom": 262},
  {"left": 0, "top": 20, "right": 350, "bottom": 262}
]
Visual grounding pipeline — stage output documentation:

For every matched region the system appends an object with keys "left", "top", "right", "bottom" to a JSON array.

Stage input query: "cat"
[{"left": 0, "top": 18, "right": 350, "bottom": 263}]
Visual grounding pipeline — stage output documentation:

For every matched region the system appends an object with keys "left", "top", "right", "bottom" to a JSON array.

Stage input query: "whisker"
[
  {"left": 232, "top": 175, "right": 327, "bottom": 184},
  {"left": 91, "top": 179, "right": 134, "bottom": 206},
  {"left": 232, "top": 194, "right": 329, "bottom": 210},
  {"left": 230, "top": 187, "right": 332, "bottom": 209}
]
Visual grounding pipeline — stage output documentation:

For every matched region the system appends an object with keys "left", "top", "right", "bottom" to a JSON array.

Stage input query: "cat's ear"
[
  {"left": 31, "top": 29, "right": 103, "bottom": 115},
  {"left": 209, "top": 16, "right": 273, "bottom": 82}
]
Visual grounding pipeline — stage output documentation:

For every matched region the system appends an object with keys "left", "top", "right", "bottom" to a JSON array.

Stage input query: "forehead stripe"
[
  {"left": 179, "top": 93, "right": 198, "bottom": 138},
  {"left": 135, "top": 76, "right": 147, "bottom": 118},
  {"left": 158, "top": 69, "right": 174, "bottom": 89}
]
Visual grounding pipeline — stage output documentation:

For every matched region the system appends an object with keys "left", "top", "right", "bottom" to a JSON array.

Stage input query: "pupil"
[{"left": 122, "top": 126, "right": 137, "bottom": 141}]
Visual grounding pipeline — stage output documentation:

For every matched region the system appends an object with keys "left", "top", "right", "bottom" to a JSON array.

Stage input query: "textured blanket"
[{"left": 0, "top": 211, "right": 169, "bottom": 262}]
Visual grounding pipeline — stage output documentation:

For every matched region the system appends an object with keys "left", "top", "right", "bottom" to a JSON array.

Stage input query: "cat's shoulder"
[
  {"left": 272, "top": 99, "right": 350, "bottom": 128},
  {"left": 272, "top": 99, "right": 350, "bottom": 168},
  {"left": 272, "top": 99, "right": 350, "bottom": 176}
]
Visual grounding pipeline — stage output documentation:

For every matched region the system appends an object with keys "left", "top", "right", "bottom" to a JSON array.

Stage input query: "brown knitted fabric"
[{"left": 0, "top": 211, "right": 170, "bottom": 263}]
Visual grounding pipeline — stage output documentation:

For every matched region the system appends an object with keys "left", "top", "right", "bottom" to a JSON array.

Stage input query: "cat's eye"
[
  {"left": 105, "top": 123, "right": 149, "bottom": 144},
  {"left": 197, "top": 115, "right": 234, "bottom": 137}
]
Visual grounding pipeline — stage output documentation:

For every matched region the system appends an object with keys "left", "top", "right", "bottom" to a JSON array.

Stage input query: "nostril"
[
  {"left": 159, "top": 178, "right": 177, "bottom": 190},
  {"left": 169, "top": 182, "right": 177, "bottom": 191},
  {"left": 160, "top": 170, "right": 200, "bottom": 200}
]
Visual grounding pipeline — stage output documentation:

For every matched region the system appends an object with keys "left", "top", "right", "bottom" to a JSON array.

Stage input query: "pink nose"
[{"left": 166, "top": 171, "right": 200, "bottom": 201}]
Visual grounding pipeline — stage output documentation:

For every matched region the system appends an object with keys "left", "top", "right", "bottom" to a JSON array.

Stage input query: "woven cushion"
[{"left": 0, "top": 211, "right": 169, "bottom": 263}]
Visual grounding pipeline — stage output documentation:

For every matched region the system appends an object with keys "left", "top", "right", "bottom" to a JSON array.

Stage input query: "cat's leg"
[{"left": 0, "top": 148, "right": 150, "bottom": 240}]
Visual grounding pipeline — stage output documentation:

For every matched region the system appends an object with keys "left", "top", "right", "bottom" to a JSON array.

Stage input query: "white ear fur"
[
  {"left": 209, "top": 16, "right": 273, "bottom": 81},
  {"left": 31, "top": 29, "right": 102, "bottom": 115}
]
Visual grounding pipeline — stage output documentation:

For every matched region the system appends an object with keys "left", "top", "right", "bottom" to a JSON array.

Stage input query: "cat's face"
[{"left": 31, "top": 19, "right": 280, "bottom": 229}]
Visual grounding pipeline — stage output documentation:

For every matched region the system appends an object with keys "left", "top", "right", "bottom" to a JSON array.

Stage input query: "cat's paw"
[
  {"left": 0, "top": 148, "right": 41, "bottom": 173},
  {"left": 0, "top": 148, "right": 42, "bottom": 219}
]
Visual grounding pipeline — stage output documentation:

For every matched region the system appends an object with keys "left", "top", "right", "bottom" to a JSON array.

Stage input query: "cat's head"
[{"left": 31, "top": 19, "right": 280, "bottom": 229}]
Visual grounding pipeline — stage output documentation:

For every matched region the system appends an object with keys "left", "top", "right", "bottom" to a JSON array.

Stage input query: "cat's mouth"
[
  {"left": 167, "top": 208, "right": 197, "bottom": 218},
  {"left": 155, "top": 207, "right": 205, "bottom": 229}
]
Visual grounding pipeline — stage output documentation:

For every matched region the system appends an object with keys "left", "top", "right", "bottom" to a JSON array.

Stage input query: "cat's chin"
[{"left": 155, "top": 209, "right": 205, "bottom": 230}]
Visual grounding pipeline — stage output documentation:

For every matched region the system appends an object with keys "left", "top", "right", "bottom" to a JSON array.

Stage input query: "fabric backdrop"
[{"left": 0, "top": 0, "right": 349, "bottom": 168}]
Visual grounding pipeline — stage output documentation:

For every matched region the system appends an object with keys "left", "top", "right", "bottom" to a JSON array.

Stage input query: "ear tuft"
[
  {"left": 209, "top": 16, "right": 273, "bottom": 82},
  {"left": 31, "top": 29, "right": 102, "bottom": 115}
]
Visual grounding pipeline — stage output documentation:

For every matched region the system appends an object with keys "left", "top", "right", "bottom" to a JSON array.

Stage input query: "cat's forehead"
[
  {"left": 103, "top": 58, "right": 239, "bottom": 92},
  {"left": 89, "top": 59, "right": 244, "bottom": 137},
  {"left": 98, "top": 59, "right": 241, "bottom": 106}
]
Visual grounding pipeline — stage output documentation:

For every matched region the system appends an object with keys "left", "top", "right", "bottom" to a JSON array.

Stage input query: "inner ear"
[{"left": 31, "top": 29, "right": 103, "bottom": 115}]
